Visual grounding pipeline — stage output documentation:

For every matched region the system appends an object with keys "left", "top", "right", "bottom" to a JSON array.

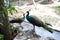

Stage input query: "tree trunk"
[
  {"left": 3, "top": 14, "right": 12, "bottom": 40},
  {"left": 0, "top": 0, "right": 12, "bottom": 40}
]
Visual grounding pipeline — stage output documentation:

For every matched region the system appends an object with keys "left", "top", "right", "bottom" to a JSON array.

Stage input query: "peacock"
[
  {"left": 9, "top": 13, "right": 25, "bottom": 29},
  {"left": 26, "top": 10, "right": 53, "bottom": 33},
  {"left": 10, "top": 13, "right": 25, "bottom": 23}
]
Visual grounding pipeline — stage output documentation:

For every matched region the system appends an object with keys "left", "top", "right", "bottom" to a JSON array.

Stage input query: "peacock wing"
[{"left": 31, "top": 15, "right": 45, "bottom": 26}]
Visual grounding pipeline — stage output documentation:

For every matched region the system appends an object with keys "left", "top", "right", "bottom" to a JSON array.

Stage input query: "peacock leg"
[
  {"left": 32, "top": 25, "right": 36, "bottom": 35},
  {"left": 32, "top": 25, "right": 41, "bottom": 37},
  {"left": 32, "top": 25, "right": 35, "bottom": 33}
]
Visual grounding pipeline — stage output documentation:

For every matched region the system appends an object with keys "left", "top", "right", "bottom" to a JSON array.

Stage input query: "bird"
[
  {"left": 10, "top": 13, "right": 25, "bottom": 23},
  {"left": 26, "top": 10, "right": 53, "bottom": 33},
  {"left": 9, "top": 13, "right": 25, "bottom": 29}
]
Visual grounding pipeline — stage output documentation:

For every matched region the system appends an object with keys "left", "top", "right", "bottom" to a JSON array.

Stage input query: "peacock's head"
[
  {"left": 26, "top": 11, "right": 29, "bottom": 14},
  {"left": 26, "top": 9, "right": 31, "bottom": 15}
]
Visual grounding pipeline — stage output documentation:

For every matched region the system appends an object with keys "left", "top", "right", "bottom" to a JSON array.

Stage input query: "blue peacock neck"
[{"left": 26, "top": 11, "right": 29, "bottom": 19}]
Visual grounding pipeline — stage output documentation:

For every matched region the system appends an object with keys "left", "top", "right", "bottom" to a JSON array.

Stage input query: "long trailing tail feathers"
[{"left": 43, "top": 24, "right": 53, "bottom": 33}]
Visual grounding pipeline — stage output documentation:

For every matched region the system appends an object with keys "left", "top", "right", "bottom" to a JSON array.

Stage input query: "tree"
[
  {"left": 0, "top": 0, "right": 11, "bottom": 40},
  {"left": 0, "top": 0, "right": 16, "bottom": 40}
]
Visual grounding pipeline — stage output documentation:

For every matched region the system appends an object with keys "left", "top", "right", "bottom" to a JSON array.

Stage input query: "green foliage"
[
  {"left": 5, "top": 4, "right": 16, "bottom": 15},
  {"left": 9, "top": 24, "right": 14, "bottom": 33},
  {"left": 0, "top": 0, "right": 17, "bottom": 39},
  {"left": 0, "top": 2, "right": 16, "bottom": 26},
  {"left": 58, "top": 0, "right": 60, "bottom": 2},
  {"left": 53, "top": 6, "right": 60, "bottom": 10},
  {"left": 8, "top": 4, "right": 16, "bottom": 15},
  {"left": 0, "top": 34, "right": 4, "bottom": 40}
]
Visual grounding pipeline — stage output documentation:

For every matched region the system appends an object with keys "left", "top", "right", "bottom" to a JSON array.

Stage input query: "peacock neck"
[
  {"left": 26, "top": 11, "right": 29, "bottom": 19},
  {"left": 23, "top": 14, "right": 25, "bottom": 19}
]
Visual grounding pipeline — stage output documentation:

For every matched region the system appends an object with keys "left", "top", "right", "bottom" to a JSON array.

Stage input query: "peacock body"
[{"left": 26, "top": 10, "right": 53, "bottom": 33}]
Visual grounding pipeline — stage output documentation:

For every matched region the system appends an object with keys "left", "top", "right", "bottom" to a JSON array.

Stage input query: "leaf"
[
  {"left": 7, "top": 4, "right": 17, "bottom": 15},
  {"left": 0, "top": 23, "right": 3, "bottom": 26},
  {"left": 8, "top": 6, "right": 13, "bottom": 14}
]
